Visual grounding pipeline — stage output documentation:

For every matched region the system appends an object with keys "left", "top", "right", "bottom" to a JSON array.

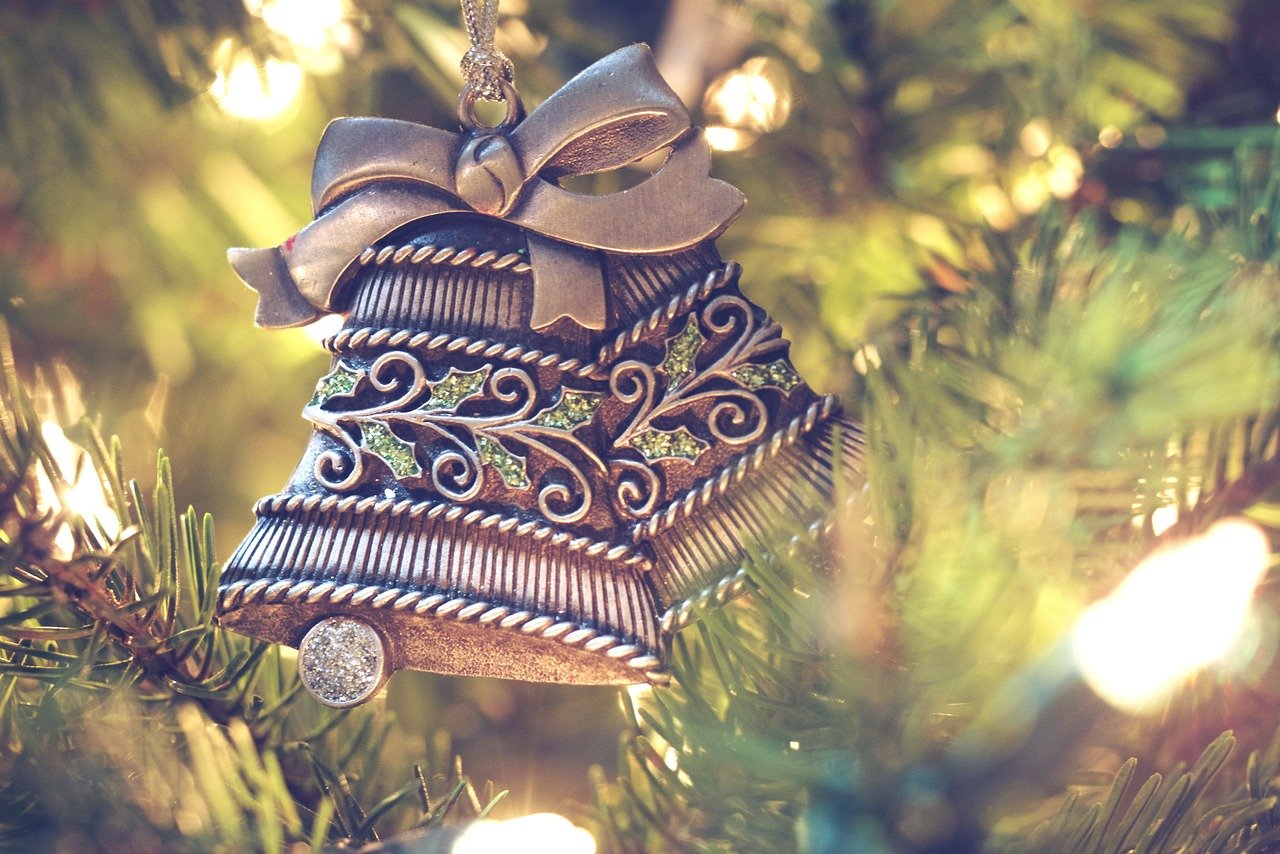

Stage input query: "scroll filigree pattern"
[
  {"left": 607, "top": 294, "right": 795, "bottom": 518},
  {"left": 301, "top": 293, "right": 801, "bottom": 527},
  {"left": 304, "top": 354, "right": 605, "bottom": 525}
]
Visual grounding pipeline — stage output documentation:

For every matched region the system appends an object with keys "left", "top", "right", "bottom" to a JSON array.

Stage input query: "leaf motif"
[
  {"left": 476, "top": 435, "right": 530, "bottom": 489},
  {"left": 660, "top": 317, "right": 703, "bottom": 388},
  {"left": 532, "top": 390, "right": 603, "bottom": 431},
  {"left": 730, "top": 359, "right": 801, "bottom": 392},
  {"left": 360, "top": 421, "right": 421, "bottom": 480},
  {"left": 310, "top": 362, "right": 361, "bottom": 407},
  {"left": 628, "top": 427, "right": 708, "bottom": 462},
  {"left": 425, "top": 366, "right": 491, "bottom": 412}
]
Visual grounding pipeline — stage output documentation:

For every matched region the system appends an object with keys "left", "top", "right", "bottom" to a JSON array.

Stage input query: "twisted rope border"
[
  {"left": 358, "top": 243, "right": 532, "bottom": 274},
  {"left": 596, "top": 261, "right": 740, "bottom": 364},
  {"left": 324, "top": 328, "right": 598, "bottom": 377},
  {"left": 634, "top": 395, "right": 838, "bottom": 541},
  {"left": 325, "top": 261, "right": 742, "bottom": 379},
  {"left": 658, "top": 516, "right": 833, "bottom": 634},
  {"left": 217, "top": 577, "right": 665, "bottom": 679}
]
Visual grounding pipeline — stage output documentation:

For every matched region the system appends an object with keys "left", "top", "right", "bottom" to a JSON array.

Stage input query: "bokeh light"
[
  {"left": 209, "top": 49, "right": 305, "bottom": 121},
  {"left": 1072, "top": 519, "right": 1272, "bottom": 712},
  {"left": 37, "top": 421, "right": 121, "bottom": 559},
  {"left": 453, "top": 813, "right": 596, "bottom": 854},
  {"left": 252, "top": 0, "right": 349, "bottom": 52},
  {"left": 703, "top": 56, "right": 792, "bottom": 151}
]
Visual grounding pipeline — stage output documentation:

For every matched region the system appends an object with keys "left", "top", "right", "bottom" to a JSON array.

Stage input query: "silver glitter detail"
[{"left": 298, "top": 617, "right": 387, "bottom": 707}]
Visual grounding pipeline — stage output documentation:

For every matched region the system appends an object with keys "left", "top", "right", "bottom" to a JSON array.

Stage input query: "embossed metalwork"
[
  {"left": 606, "top": 294, "right": 795, "bottom": 518},
  {"left": 226, "top": 44, "right": 744, "bottom": 331},
  {"left": 300, "top": 292, "right": 808, "bottom": 528},
  {"left": 216, "top": 43, "right": 865, "bottom": 699},
  {"left": 303, "top": 353, "right": 607, "bottom": 523}
]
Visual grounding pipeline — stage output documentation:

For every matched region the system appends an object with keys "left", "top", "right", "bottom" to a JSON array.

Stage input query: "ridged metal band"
[
  {"left": 358, "top": 243, "right": 533, "bottom": 274},
  {"left": 657, "top": 516, "right": 832, "bottom": 634},
  {"left": 216, "top": 577, "right": 666, "bottom": 680},
  {"left": 326, "top": 261, "right": 744, "bottom": 380},
  {"left": 635, "top": 395, "right": 841, "bottom": 541},
  {"left": 254, "top": 492, "right": 652, "bottom": 568}
]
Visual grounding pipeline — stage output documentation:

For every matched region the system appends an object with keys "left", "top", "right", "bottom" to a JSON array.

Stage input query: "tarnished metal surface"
[
  {"left": 216, "top": 43, "right": 864, "bottom": 703},
  {"left": 227, "top": 44, "right": 744, "bottom": 331}
]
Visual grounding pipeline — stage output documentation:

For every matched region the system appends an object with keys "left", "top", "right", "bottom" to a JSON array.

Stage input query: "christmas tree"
[{"left": 2, "top": 0, "right": 1280, "bottom": 850}]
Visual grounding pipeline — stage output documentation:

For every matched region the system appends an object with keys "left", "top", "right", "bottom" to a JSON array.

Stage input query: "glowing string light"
[
  {"left": 253, "top": 0, "right": 349, "bottom": 51},
  {"left": 1072, "top": 519, "right": 1271, "bottom": 712},
  {"left": 37, "top": 421, "right": 121, "bottom": 559},
  {"left": 209, "top": 50, "right": 305, "bottom": 122},
  {"left": 703, "top": 57, "right": 792, "bottom": 152},
  {"left": 453, "top": 813, "right": 596, "bottom": 854}
]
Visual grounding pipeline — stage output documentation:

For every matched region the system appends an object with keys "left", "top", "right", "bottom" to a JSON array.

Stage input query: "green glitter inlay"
[
  {"left": 310, "top": 363, "right": 360, "bottom": 406},
  {"left": 477, "top": 435, "right": 530, "bottom": 489},
  {"left": 532, "top": 390, "right": 603, "bottom": 431},
  {"left": 628, "top": 427, "right": 708, "bottom": 462},
  {"left": 660, "top": 317, "right": 703, "bottom": 388},
  {"left": 427, "top": 366, "right": 490, "bottom": 411},
  {"left": 731, "top": 359, "right": 801, "bottom": 392},
  {"left": 360, "top": 420, "right": 422, "bottom": 479}
]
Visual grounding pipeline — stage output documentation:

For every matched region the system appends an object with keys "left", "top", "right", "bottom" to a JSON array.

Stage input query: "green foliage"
[
  {"left": 0, "top": 327, "right": 502, "bottom": 849},
  {"left": 994, "top": 726, "right": 1280, "bottom": 852},
  {"left": 2, "top": 0, "right": 1280, "bottom": 851},
  {"left": 715, "top": 0, "right": 1239, "bottom": 386},
  {"left": 597, "top": 165, "right": 1280, "bottom": 850}
]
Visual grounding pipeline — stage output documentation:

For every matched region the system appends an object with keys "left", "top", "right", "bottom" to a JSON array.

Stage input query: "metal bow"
[{"left": 228, "top": 43, "right": 745, "bottom": 332}]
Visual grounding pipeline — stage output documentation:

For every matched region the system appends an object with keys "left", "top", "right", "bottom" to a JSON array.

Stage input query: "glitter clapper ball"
[{"left": 298, "top": 617, "right": 389, "bottom": 707}]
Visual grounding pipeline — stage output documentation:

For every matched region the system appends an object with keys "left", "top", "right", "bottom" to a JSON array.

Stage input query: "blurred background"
[{"left": 2, "top": 0, "right": 1279, "bottom": 822}]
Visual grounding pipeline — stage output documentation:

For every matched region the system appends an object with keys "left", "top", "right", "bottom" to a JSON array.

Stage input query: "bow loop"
[{"left": 509, "top": 43, "right": 690, "bottom": 180}]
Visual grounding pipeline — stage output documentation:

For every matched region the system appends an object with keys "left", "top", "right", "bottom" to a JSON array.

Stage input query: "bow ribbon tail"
[
  {"left": 525, "top": 235, "right": 607, "bottom": 331},
  {"left": 228, "top": 246, "right": 325, "bottom": 329},
  {"left": 229, "top": 185, "right": 458, "bottom": 329}
]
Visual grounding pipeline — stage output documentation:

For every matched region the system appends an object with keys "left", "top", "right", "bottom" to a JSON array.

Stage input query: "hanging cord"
[{"left": 459, "top": 0, "right": 514, "bottom": 103}]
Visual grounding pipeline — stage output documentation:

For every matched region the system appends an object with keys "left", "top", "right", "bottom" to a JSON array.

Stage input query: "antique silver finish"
[
  {"left": 228, "top": 45, "right": 744, "bottom": 332},
  {"left": 216, "top": 43, "right": 865, "bottom": 702}
]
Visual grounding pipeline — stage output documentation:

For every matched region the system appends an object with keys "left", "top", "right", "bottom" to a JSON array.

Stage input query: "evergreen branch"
[{"left": 0, "top": 329, "right": 500, "bottom": 848}]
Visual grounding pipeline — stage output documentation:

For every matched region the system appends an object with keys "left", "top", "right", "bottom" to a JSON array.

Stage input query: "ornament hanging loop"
[
  {"left": 459, "top": 0, "right": 514, "bottom": 103},
  {"left": 458, "top": 78, "right": 525, "bottom": 133}
]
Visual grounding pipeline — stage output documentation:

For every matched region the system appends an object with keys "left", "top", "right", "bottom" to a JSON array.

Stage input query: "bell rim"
[{"left": 216, "top": 580, "right": 666, "bottom": 687}]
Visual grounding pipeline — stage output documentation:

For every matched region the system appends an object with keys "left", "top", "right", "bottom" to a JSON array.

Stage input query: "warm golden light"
[
  {"left": 1019, "top": 119, "right": 1051, "bottom": 158},
  {"left": 704, "top": 57, "right": 792, "bottom": 138},
  {"left": 1150, "top": 503, "right": 1179, "bottom": 536},
  {"left": 253, "top": 0, "right": 349, "bottom": 51},
  {"left": 209, "top": 49, "right": 305, "bottom": 121},
  {"left": 1045, "top": 145, "right": 1083, "bottom": 198},
  {"left": 973, "top": 184, "right": 1016, "bottom": 231},
  {"left": 453, "top": 813, "right": 596, "bottom": 854},
  {"left": 37, "top": 420, "right": 121, "bottom": 558},
  {"left": 704, "top": 125, "right": 756, "bottom": 152},
  {"left": 1011, "top": 170, "right": 1051, "bottom": 214},
  {"left": 301, "top": 313, "right": 346, "bottom": 346},
  {"left": 1072, "top": 519, "right": 1271, "bottom": 712}
]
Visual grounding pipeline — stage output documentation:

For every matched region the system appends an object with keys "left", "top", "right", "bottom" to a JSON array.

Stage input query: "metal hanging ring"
[{"left": 458, "top": 79, "right": 525, "bottom": 133}]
